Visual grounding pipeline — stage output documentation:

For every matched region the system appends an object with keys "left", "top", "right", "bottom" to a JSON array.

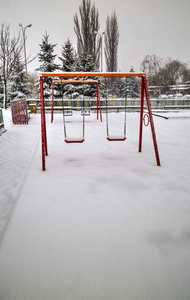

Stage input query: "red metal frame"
[
  {"left": 139, "top": 78, "right": 144, "bottom": 153},
  {"left": 40, "top": 72, "right": 161, "bottom": 170},
  {"left": 51, "top": 81, "right": 54, "bottom": 123},
  {"left": 139, "top": 76, "right": 161, "bottom": 166},
  {"left": 143, "top": 114, "right": 150, "bottom": 126},
  {"left": 40, "top": 76, "right": 48, "bottom": 171}
]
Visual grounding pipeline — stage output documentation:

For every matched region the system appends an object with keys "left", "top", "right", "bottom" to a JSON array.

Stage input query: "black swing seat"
[
  {"left": 65, "top": 136, "right": 85, "bottom": 143},
  {"left": 107, "top": 135, "right": 126, "bottom": 141}
]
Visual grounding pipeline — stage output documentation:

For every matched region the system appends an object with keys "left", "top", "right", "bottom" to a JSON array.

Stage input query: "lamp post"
[
  {"left": 94, "top": 31, "right": 105, "bottom": 72},
  {"left": 19, "top": 23, "right": 32, "bottom": 74}
]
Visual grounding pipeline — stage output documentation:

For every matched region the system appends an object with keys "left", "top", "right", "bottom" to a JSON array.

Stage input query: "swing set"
[
  {"left": 105, "top": 77, "right": 127, "bottom": 141},
  {"left": 40, "top": 72, "right": 161, "bottom": 171},
  {"left": 51, "top": 79, "right": 102, "bottom": 143},
  {"left": 51, "top": 80, "right": 102, "bottom": 123}
]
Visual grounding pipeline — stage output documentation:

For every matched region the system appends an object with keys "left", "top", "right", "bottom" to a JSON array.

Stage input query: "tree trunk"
[{"left": 3, "top": 81, "right": 7, "bottom": 109}]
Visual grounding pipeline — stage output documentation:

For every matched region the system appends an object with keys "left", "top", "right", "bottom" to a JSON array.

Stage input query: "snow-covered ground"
[{"left": 0, "top": 108, "right": 190, "bottom": 300}]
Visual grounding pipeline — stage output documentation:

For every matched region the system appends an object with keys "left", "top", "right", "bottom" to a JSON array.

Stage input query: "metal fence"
[
  {"left": 26, "top": 97, "right": 190, "bottom": 113},
  {"left": 11, "top": 99, "right": 30, "bottom": 124}
]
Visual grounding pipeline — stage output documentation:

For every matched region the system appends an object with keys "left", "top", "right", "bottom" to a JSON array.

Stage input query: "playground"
[{"left": 0, "top": 72, "right": 190, "bottom": 299}]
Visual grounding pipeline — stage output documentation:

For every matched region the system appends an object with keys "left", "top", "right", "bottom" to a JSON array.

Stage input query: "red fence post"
[
  {"left": 143, "top": 76, "right": 161, "bottom": 166},
  {"left": 21, "top": 100, "right": 24, "bottom": 124},
  {"left": 18, "top": 100, "right": 21, "bottom": 124}
]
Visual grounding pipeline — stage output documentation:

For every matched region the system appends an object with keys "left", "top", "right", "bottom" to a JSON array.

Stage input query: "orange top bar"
[
  {"left": 40, "top": 72, "right": 145, "bottom": 78},
  {"left": 53, "top": 80, "right": 98, "bottom": 83}
]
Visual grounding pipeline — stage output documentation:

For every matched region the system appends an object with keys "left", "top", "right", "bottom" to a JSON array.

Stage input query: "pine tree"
[
  {"left": 59, "top": 38, "right": 76, "bottom": 72},
  {"left": 57, "top": 38, "right": 76, "bottom": 98},
  {"left": 9, "top": 53, "right": 30, "bottom": 100},
  {"left": 36, "top": 32, "right": 59, "bottom": 97},
  {"left": 127, "top": 67, "right": 139, "bottom": 98},
  {"left": 75, "top": 52, "right": 95, "bottom": 72},
  {"left": 114, "top": 78, "right": 126, "bottom": 97},
  {"left": 114, "top": 68, "right": 139, "bottom": 98},
  {"left": 75, "top": 52, "right": 96, "bottom": 97}
]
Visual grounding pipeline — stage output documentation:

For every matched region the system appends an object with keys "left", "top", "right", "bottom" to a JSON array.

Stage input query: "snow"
[
  {"left": 0, "top": 108, "right": 190, "bottom": 300},
  {"left": 40, "top": 71, "right": 146, "bottom": 78}
]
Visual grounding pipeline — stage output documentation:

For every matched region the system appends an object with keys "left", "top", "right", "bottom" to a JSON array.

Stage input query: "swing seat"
[
  {"left": 81, "top": 110, "right": 90, "bottom": 116},
  {"left": 64, "top": 110, "right": 73, "bottom": 116},
  {"left": 65, "top": 136, "right": 85, "bottom": 143},
  {"left": 107, "top": 135, "right": 126, "bottom": 141}
]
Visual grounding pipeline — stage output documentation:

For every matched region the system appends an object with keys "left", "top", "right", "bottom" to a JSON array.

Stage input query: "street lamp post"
[
  {"left": 19, "top": 23, "right": 32, "bottom": 74},
  {"left": 94, "top": 31, "right": 105, "bottom": 72}
]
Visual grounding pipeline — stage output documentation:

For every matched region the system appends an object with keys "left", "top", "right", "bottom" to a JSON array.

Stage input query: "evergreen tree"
[
  {"left": 75, "top": 52, "right": 95, "bottom": 72},
  {"left": 114, "top": 67, "right": 139, "bottom": 98},
  {"left": 114, "top": 78, "right": 126, "bottom": 97},
  {"left": 36, "top": 32, "right": 59, "bottom": 97},
  {"left": 59, "top": 38, "right": 76, "bottom": 72},
  {"left": 75, "top": 52, "right": 96, "bottom": 97},
  {"left": 127, "top": 67, "right": 139, "bottom": 98},
  {"left": 9, "top": 53, "right": 30, "bottom": 100},
  {"left": 57, "top": 38, "right": 76, "bottom": 98}
]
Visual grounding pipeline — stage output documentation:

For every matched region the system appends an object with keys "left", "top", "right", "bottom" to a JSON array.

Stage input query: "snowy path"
[
  {"left": 0, "top": 110, "right": 190, "bottom": 299},
  {"left": 0, "top": 110, "right": 40, "bottom": 242}
]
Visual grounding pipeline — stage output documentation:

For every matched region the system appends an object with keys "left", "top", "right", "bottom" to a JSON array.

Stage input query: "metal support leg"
[
  {"left": 40, "top": 76, "right": 48, "bottom": 171},
  {"left": 143, "top": 76, "right": 161, "bottom": 166},
  {"left": 51, "top": 82, "right": 54, "bottom": 123},
  {"left": 139, "top": 77, "right": 145, "bottom": 152}
]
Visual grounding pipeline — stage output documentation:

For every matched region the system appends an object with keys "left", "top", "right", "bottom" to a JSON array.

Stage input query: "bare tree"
[
  {"left": 140, "top": 54, "right": 163, "bottom": 86},
  {"left": 27, "top": 72, "right": 39, "bottom": 98},
  {"left": 104, "top": 11, "right": 119, "bottom": 72},
  {"left": 141, "top": 55, "right": 188, "bottom": 94},
  {"left": 0, "top": 22, "right": 23, "bottom": 108},
  {"left": 163, "top": 58, "right": 187, "bottom": 85},
  {"left": 74, "top": 0, "right": 101, "bottom": 69}
]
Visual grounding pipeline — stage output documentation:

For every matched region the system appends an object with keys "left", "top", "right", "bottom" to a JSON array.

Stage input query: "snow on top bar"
[{"left": 40, "top": 71, "right": 146, "bottom": 78}]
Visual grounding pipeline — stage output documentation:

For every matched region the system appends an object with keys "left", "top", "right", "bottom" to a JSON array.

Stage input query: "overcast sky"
[{"left": 1, "top": 0, "right": 190, "bottom": 73}]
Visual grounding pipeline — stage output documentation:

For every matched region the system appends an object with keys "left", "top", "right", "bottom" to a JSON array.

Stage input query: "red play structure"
[{"left": 40, "top": 72, "right": 161, "bottom": 171}]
